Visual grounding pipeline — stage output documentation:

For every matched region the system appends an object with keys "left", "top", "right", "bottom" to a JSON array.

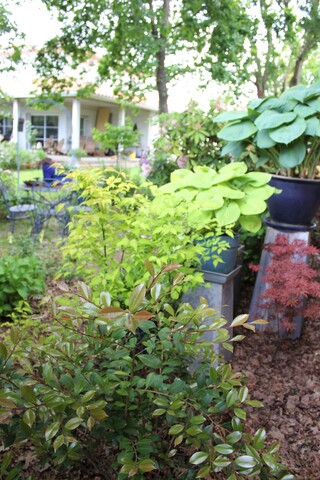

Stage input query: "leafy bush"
[
  {"left": 0, "top": 266, "right": 292, "bottom": 479},
  {"left": 0, "top": 142, "right": 45, "bottom": 170},
  {"left": 61, "top": 168, "right": 205, "bottom": 304},
  {"left": 0, "top": 254, "right": 45, "bottom": 320}
]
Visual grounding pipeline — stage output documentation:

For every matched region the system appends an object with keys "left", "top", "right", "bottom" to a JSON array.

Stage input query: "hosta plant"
[
  {"left": 154, "top": 161, "right": 277, "bottom": 234},
  {"left": 215, "top": 82, "right": 320, "bottom": 178},
  {"left": 0, "top": 264, "right": 292, "bottom": 479}
]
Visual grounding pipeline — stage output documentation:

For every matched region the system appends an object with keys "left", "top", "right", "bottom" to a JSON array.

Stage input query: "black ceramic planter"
[{"left": 267, "top": 175, "right": 320, "bottom": 227}]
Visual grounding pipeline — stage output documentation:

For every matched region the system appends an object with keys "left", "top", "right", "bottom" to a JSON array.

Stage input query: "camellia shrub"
[{"left": 0, "top": 265, "right": 292, "bottom": 479}]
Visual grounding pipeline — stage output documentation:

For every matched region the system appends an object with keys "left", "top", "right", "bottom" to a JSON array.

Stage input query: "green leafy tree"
[
  {"left": 36, "top": 0, "right": 254, "bottom": 112},
  {"left": 238, "top": 0, "right": 320, "bottom": 97},
  {"left": 92, "top": 119, "right": 139, "bottom": 164}
]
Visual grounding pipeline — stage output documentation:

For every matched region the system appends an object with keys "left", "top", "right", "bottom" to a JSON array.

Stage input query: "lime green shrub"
[
  {"left": 61, "top": 168, "right": 205, "bottom": 304},
  {"left": 0, "top": 265, "right": 292, "bottom": 479}
]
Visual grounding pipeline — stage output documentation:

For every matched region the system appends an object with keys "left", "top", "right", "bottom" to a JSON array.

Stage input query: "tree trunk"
[
  {"left": 156, "top": 48, "right": 169, "bottom": 113},
  {"left": 149, "top": 0, "right": 170, "bottom": 113},
  {"left": 289, "top": 43, "right": 309, "bottom": 87}
]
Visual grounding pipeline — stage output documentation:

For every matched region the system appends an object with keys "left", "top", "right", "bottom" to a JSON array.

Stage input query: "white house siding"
[{"left": 10, "top": 95, "right": 157, "bottom": 154}]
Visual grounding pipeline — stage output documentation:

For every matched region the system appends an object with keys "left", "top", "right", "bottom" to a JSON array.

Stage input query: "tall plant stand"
[
  {"left": 182, "top": 266, "right": 241, "bottom": 361},
  {"left": 249, "top": 219, "right": 316, "bottom": 339}
]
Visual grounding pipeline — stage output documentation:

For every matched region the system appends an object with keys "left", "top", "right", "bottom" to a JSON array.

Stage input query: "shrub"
[
  {"left": 0, "top": 142, "right": 45, "bottom": 170},
  {"left": 0, "top": 265, "right": 292, "bottom": 479},
  {"left": 0, "top": 254, "right": 45, "bottom": 320},
  {"left": 61, "top": 168, "right": 205, "bottom": 305}
]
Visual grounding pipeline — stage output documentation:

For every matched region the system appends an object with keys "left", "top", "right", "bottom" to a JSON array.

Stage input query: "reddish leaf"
[
  {"left": 162, "top": 263, "right": 182, "bottom": 273},
  {"left": 133, "top": 311, "right": 155, "bottom": 321}
]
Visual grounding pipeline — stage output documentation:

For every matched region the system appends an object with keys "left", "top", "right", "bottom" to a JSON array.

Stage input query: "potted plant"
[
  {"left": 154, "top": 161, "right": 277, "bottom": 273},
  {"left": 214, "top": 83, "right": 320, "bottom": 227}
]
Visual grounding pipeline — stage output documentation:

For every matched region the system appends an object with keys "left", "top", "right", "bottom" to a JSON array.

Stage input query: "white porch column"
[
  {"left": 118, "top": 107, "right": 125, "bottom": 126},
  {"left": 71, "top": 98, "right": 81, "bottom": 150},
  {"left": 12, "top": 99, "right": 19, "bottom": 144}
]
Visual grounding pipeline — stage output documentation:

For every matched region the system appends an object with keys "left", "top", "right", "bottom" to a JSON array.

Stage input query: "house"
[{"left": 2, "top": 91, "right": 157, "bottom": 157}]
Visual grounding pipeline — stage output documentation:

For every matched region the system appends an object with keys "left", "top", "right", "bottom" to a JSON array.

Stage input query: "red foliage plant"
[{"left": 254, "top": 234, "right": 320, "bottom": 332}]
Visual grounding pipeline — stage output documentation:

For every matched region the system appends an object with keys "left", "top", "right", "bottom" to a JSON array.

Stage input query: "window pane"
[
  {"left": 46, "top": 116, "right": 58, "bottom": 127},
  {"left": 46, "top": 128, "right": 58, "bottom": 139},
  {"left": 31, "top": 116, "right": 44, "bottom": 127}
]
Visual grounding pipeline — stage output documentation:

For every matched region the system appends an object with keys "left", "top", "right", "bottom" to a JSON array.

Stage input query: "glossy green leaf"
[
  {"left": 53, "top": 434, "right": 65, "bottom": 452},
  {"left": 128, "top": 284, "right": 146, "bottom": 311},
  {"left": 20, "top": 385, "right": 36, "bottom": 404},
  {"left": 137, "top": 354, "right": 162, "bottom": 369},
  {"left": 189, "top": 451, "right": 209, "bottom": 465},
  {"left": 214, "top": 443, "right": 234, "bottom": 455},
  {"left": 0, "top": 342, "right": 7, "bottom": 360},
  {"left": 139, "top": 459, "right": 157, "bottom": 473},
  {"left": 169, "top": 424, "right": 184, "bottom": 435},
  {"left": 45, "top": 421, "right": 61, "bottom": 441},
  {"left": 64, "top": 417, "right": 83, "bottom": 430},
  {"left": 234, "top": 455, "right": 257, "bottom": 468},
  {"left": 22, "top": 409, "right": 36, "bottom": 428}
]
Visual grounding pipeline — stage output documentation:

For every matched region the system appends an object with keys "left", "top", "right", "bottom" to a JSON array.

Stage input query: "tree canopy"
[
  {"left": 238, "top": 0, "right": 320, "bottom": 98},
  {"left": 36, "top": 0, "right": 254, "bottom": 112}
]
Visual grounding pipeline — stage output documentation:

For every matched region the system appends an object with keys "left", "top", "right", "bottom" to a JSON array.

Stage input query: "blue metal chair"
[{"left": 0, "top": 179, "right": 37, "bottom": 233}]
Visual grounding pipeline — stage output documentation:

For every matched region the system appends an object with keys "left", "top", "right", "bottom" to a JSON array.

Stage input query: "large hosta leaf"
[
  {"left": 256, "top": 97, "right": 297, "bottom": 113},
  {"left": 195, "top": 191, "right": 224, "bottom": 209},
  {"left": 188, "top": 209, "right": 212, "bottom": 228},
  {"left": 256, "top": 129, "right": 276, "bottom": 148},
  {"left": 269, "top": 117, "right": 306, "bottom": 145},
  {"left": 236, "top": 172, "right": 271, "bottom": 187},
  {"left": 211, "top": 185, "right": 245, "bottom": 199},
  {"left": 305, "top": 117, "right": 320, "bottom": 136},
  {"left": 213, "top": 111, "right": 248, "bottom": 122},
  {"left": 218, "top": 121, "right": 257, "bottom": 141},
  {"left": 237, "top": 196, "right": 267, "bottom": 215},
  {"left": 278, "top": 141, "right": 306, "bottom": 168},
  {"left": 243, "top": 184, "right": 275, "bottom": 200},
  {"left": 294, "top": 104, "right": 317, "bottom": 118},
  {"left": 307, "top": 98, "right": 320, "bottom": 112},
  {"left": 281, "top": 85, "right": 308, "bottom": 102},
  {"left": 221, "top": 141, "right": 246, "bottom": 158},
  {"left": 255, "top": 110, "right": 296, "bottom": 130},
  {"left": 215, "top": 202, "right": 240, "bottom": 226},
  {"left": 239, "top": 215, "right": 262, "bottom": 233}
]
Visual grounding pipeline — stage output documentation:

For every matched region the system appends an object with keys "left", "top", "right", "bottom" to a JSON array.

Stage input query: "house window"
[
  {"left": 0, "top": 118, "right": 13, "bottom": 139},
  {"left": 80, "top": 117, "right": 85, "bottom": 137},
  {"left": 30, "top": 115, "right": 59, "bottom": 145}
]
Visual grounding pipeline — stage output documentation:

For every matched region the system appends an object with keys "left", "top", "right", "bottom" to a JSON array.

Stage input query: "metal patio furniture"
[{"left": 0, "top": 179, "right": 37, "bottom": 233}]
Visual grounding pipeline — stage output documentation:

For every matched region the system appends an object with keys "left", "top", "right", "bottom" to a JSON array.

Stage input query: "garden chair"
[{"left": 0, "top": 179, "right": 37, "bottom": 233}]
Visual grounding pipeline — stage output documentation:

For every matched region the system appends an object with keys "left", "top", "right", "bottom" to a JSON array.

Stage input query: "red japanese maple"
[{"left": 255, "top": 234, "right": 320, "bottom": 332}]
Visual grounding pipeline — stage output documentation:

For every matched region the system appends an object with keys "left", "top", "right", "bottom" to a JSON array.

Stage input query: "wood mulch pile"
[{"left": 232, "top": 319, "right": 320, "bottom": 480}]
